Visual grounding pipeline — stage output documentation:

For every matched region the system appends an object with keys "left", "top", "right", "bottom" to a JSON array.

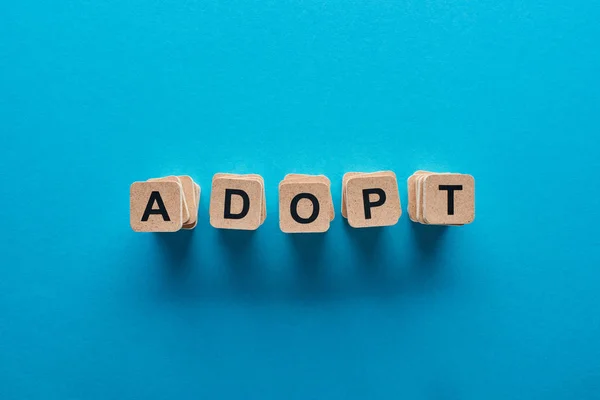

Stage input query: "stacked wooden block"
[
  {"left": 279, "top": 174, "right": 334, "bottom": 233},
  {"left": 209, "top": 173, "right": 266, "bottom": 230},
  {"left": 130, "top": 175, "right": 200, "bottom": 232},
  {"left": 130, "top": 171, "right": 475, "bottom": 232},
  {"left": 407, "top": 171, "right": 475, "bottom": 225},
  {"left": 341, "top": 171, "right": 402, "bottom": 228}
]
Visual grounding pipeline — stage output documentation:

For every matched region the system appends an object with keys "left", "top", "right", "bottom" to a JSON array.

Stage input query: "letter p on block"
[{"left": 342, "top": 171, "right": 402, "bottom": 228}]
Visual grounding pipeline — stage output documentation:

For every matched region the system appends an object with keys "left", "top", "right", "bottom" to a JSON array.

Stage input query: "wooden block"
[
  {"left": 279, "top": 176, "right": 333, "bottom": 233},
  {"left": 147, "top": 176, "right": 190, "bottom": 223},
  {"left": 130, "top": 181, "right": 183, "bottom": 232},
  {"left": 209, "top": 173, "right": 264, "bottom": 230},
  {"left": 213, "top": 173, "right": 266, "bottom": 224},
  {"left": 422, "top": 173, "right": 475, "bottom": 225},
  {"left": 407, "top": 170, "right": 474, "bottom": 226},
  {"left": 343, "top": 171, "right": 402, "bottom": 228}
]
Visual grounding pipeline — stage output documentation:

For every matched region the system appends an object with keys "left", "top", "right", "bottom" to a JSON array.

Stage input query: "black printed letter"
[
  {"left": 224, "top": 189, "right": 250, "bottom": 219},
  {"left": 438, "top": 185, "right": 463, "bottom": 215},
  {"left": 290, "top": 193, "right": 320, "bottom": 224},
  {"left": 141, "top": 191, "right": 171, "bottom": 221},
  {"left": 362, "top": 188, "right": 386, "bottom": 219}
]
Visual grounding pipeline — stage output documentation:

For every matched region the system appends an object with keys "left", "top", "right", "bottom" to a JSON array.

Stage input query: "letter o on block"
[{"left": 279, "top": 180, "right": 332, "bottom": 233}]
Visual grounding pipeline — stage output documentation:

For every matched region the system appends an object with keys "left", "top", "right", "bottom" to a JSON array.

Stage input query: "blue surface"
[{"left": 1, "top": 0, "right": 599, "bottom": 399}]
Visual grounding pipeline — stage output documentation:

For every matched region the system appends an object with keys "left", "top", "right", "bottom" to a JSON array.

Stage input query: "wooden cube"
[
  {"left": 279, "top": 176, "right": 333, "bottom": 233},
  {"left": 421, "top": 173, "right": 475, "bottom": 225},
  {"left": 343, "top": 171, "right": 402, "bottom": 228},
  {"left": 130, "top": 181, "right": 183, "bottom": 232},
  {"left": 209, "top": 174, "right": 265, "bottom": 230}
]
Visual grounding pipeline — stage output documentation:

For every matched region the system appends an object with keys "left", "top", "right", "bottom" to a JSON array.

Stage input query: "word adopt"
[{"left": 130, "top": 171, "right": 475, "bottom": 233}]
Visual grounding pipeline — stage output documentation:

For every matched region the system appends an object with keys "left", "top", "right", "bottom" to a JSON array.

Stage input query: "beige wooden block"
[
  {"left": 210, "top": 174, "right": 263, "bottom": 230},
  {"left": 422, "top": 173, "right": 475, "bottom": 225},
  {"left": 213, "top": 173, "right": 266, "bottom": 224},
  {"left": 182, "top": 179, "right": 200, "bottom": 230},
  {"left": 412, "top": 171, "right": 463, "bottom": 225},
  {"left": 130, "top": 181, "right": 183, "bottom": 232},
  {"left": 147, "top": 176, "right": 190, "bottom": 224},
  {"left": 284, "top": 174, "right": 334, "bottom": 221},
  {"left": 279, "top": 179, "right": 332, "bottom": 233},
  {"left": 344, "top": 171, "right": 401, "bottom": 228}
]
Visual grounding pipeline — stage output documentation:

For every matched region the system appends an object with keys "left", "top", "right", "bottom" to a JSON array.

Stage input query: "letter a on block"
[
  {"left": 130, "top": 181, "right": 183, "bottom": 232},
  {"left": 279, "top": 177, "right": 333, "bottom": 233},
  {"left": 344, "top": 171, "right": 402, "bottom": 228},
  {"left": 210, "top": 174, "right": 264, "bottom": 230}
]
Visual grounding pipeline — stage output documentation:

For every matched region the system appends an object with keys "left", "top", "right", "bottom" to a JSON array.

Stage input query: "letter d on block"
[
  {"left": 209, "top": 173, "right": 264, "bottom": 230},
  {"left": 224, "top": 189, "right": 250, "bottom": 219}
]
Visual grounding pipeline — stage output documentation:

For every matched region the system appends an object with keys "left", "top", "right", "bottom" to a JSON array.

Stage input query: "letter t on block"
[{"left": 422, "top": 174, "right": 475, "bottom": 225}]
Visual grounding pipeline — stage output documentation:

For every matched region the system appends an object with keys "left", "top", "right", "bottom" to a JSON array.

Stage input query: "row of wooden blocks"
[{"left": 130, "top": 171, "right": 475, "bottom": 232}]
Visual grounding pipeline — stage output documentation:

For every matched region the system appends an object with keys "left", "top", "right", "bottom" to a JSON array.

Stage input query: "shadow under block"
[
  {"left": 209, "top": 173, "right": 265, "bottom": 230},
  {"left": 130, "top": 181, "right": 183, "bottom": 232},
  {"left": 408, "top": 171, "right": 475, "bottom": 225},
  {"left": 279, "top": 175, "right": 333, "bottom": 233},
  {"left": 343, "top": 171, "right": 402, "bottom": 228}
]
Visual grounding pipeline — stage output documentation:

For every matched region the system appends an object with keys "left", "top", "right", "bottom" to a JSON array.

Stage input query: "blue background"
[{"left": 1, "top": 0, "right": 599, "bottom": 399}]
